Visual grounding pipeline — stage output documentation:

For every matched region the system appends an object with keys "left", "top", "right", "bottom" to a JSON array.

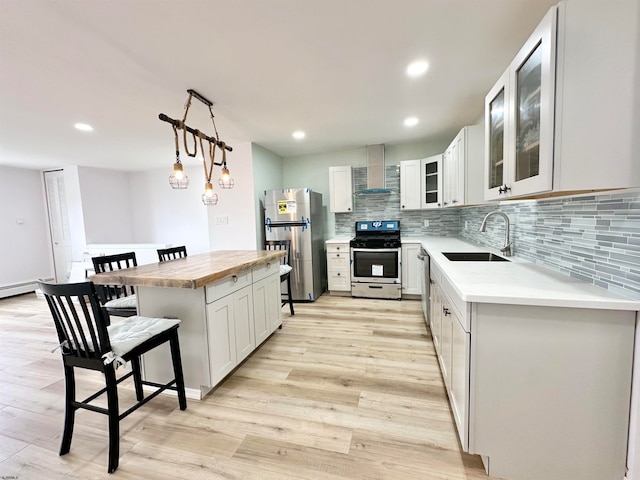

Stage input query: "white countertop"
[
  {"left": 420, "top": 237, "right": 640, "bottom": 311},
  {"left": 326, "top": 237, "right": 352, "bottom": 244}
]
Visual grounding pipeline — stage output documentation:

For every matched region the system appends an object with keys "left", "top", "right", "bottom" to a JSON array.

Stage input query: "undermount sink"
[{"left": 442, "top": 251, "right": 510, "bottom": 262}]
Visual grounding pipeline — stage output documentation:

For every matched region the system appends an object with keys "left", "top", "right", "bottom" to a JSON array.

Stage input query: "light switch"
[
  {"left": 16, "top": 218, "right": 24, "bottom": 225},
  {"left": 423, "top": 219, "right": 429, "bottom": 227}
]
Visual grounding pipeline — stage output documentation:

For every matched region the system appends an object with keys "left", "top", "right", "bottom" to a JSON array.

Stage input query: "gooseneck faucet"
[{"left": 479, "top": 211, "right": 512, "bottom": 257}]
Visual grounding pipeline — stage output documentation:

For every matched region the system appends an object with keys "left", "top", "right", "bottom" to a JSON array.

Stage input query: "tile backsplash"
[{"left": 334, "top": 166, "right": 640, "bottom": 300}]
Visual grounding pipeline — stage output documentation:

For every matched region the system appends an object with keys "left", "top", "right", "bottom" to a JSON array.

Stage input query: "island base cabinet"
[
  {"left": 469, "top": 303, "right": 635, "bottom": 480},
  {"left": 137, "top": 286, "right": 211, "bottom": 399},
  {"left": 206, "top": 293, "right": 237, "bottom": 386},
  {"left": 253, "top": 273, "right": 282, "bottom": 345}
]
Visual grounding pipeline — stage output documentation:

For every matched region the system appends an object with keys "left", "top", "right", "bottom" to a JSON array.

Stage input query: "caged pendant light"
[{"left": 159, "top": 90, "right": 234, "bottom": 205}]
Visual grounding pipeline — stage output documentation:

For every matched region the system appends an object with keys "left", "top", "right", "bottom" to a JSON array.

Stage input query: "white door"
[{"left": 43, "top": 170, "right": 72, "bottom": 282}]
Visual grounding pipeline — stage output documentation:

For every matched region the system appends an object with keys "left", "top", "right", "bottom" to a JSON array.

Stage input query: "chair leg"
[
  {"left": 104, "top": 366, "right": 120, "bottom": 474},
  {"left": 59, "top": 365, "right": 76, "bottom": 455},
  {"left": 169, "top": 332, "right": 187, "bottom": 411},
  {"left": 130, "top": 356, "right": 144, "bottom": 401},
  {"left": 287, "top": 277, "right": 295, "bottom": 316}
]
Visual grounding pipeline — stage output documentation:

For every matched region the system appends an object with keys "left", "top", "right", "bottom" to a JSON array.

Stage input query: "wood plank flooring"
[{"left": 0, "top": 292, "right": 497, "bottom": 479}]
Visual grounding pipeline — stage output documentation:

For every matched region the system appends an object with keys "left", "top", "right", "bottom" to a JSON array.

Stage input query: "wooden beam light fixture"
[{"left": 159, "top": 89, "right": 234, "bottom": 205}]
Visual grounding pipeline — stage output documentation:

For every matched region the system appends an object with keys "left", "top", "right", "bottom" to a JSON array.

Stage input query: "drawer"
[
  {"left": 205, "top": 269, "right": 251, "bottom": 304},
  {"left": 328, "top": 272, "right": 350, "bottom": 291},
  {"left": 327, "top": 252, "right": 350, "bottom": 271},
  {"left": 327, "top": 243, "right": 349, "bottom": 254},
  {"left": 439, "top": 274, "right": 470, "bottom": 332},
  {"left": 252, "top": 261, "right": 279, "bottom": 282}
]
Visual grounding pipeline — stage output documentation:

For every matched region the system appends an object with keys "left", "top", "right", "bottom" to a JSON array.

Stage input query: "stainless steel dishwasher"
[{"left": 417, "top": 247, "right": 430, "bottom": 323}]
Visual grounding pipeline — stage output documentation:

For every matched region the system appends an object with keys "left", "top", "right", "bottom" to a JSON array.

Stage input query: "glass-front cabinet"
[
  {"left": 421, "top": 154, "right": 443, "bottom": 209},
  {"left": 484, "top": 6, "right": 557, "bottom": 201}
]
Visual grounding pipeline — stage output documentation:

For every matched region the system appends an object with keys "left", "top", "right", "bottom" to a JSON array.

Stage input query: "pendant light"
[{"left": 169, "top": 125, "right": 189, "bottom": 189}]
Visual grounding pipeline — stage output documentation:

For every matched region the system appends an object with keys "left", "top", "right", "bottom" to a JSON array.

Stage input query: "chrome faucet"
[{"left": 479, "top": 211, "right": 512, "bottom": 257}]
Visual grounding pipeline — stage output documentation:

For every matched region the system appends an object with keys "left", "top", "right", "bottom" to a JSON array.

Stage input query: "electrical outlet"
[
  {"left": 215, "top": 215, "right": 229, "bottom": 225},
  {"left": 465, "top": 221, "right": 468, "bottom": 230},
  {"left": 423, "top": 219, "right": 430, "bottom": 227}
]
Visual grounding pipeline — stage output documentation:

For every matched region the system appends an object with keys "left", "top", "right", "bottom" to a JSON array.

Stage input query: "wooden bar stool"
[
  {"left": 91, "top": 252, "right": 138, "bottom": 318},
  {"left": 264, "top": 240, "right": 295, "bottom": 315},
  {"left": 157, "top": 245, "right": 187, "bottom": 262},
  {"left": 38, "top": 280, "right": 187, "bottom": 473}
]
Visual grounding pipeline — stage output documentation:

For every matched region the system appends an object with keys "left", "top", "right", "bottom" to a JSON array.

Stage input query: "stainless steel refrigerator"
[{"left": 264, "top": 188, "right": 325, "bottom": 301}]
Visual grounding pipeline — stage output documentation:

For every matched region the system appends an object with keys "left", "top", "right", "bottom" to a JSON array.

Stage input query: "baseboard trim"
[{"left": 0, "top": 281, "right": 41, "bottom": 299}]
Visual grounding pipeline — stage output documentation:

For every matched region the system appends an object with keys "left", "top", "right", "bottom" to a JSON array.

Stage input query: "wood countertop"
[{"left": 90, "top": 250, "right": 285, "bottom": 289}]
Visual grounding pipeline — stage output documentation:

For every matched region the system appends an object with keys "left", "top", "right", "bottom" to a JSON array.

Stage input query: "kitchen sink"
[{"left": 442, "top": 252, "right": 510, "bottom": 262}]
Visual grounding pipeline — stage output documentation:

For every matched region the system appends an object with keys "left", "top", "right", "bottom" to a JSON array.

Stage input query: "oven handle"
[{"left": 350, "top": 247, "right": 401, "bottom": 253}]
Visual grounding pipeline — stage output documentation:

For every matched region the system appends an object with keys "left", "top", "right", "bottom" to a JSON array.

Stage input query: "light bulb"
[
  {"left": 169, "top": 161, "right": 189, "bottom": 189},
  {"left": 202, "top": 182, "right": 218, "bottom": 205}
]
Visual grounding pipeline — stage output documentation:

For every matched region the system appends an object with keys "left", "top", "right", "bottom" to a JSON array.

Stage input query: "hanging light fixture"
[
  {"left": 217, "top": 141, "right": 234, "bottom": 189},
  {"left": 169, "top": 125, "right": 189, "bottom": 189},
  {"left": 159, "top": 89, "right": 234, "bottom": 205}
]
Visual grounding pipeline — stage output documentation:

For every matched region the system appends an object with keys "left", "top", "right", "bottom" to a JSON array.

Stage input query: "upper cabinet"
[
  {"left": 443, "top": 126, "right": 484, "bottom": 208},
  {"left": 485, "top": 7, "right": 556, "bottom": 201},
  {"left": 485, "top": 0, "right": 640, "bottom": 200},
  {"left": 400, "top": 127, "right": 483, "bottom": 211},
  {"left": 421, "top": 154, "right": 444, "bottom": 209},
  {"left": 400, "top": 159, "right": 422, "bottom": 210},
  {"left": 329, "top": 166, "right": 353, "bottom": 213}
]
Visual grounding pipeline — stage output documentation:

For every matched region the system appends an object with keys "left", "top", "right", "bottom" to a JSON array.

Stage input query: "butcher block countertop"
[{"left": 90, "top": 250, "right": 285, "bottom": 289}]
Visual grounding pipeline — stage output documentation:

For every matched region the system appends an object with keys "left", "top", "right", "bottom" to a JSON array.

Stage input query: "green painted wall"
[{"left": 251, "top": 143, "right": 283, "bottom": 248}]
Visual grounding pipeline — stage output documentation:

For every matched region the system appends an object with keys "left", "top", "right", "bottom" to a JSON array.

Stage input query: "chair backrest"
[
  {"left": 38, "top": 280, "right": 111, "bottom": 361},
  {"left": 157, "top": 246, "right": 188, "bottom": 262},
  {"left": 264, "top": 240, "right": 291, "bottom": 266},
  {"left": 91, "top": 252, "right": 137, "bottom": 303}
]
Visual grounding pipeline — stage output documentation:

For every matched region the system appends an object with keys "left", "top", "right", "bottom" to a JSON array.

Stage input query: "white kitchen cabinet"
[
  {"left": 425, "top": 254, "right": 634, "bottom": 480},
  {"left": 206, "top": 292, "right": 237, "bottom": 385},
  {"left": 450, "top": 309, "right": 470, "bottom": 452},
  {"left": 400, "top": 159, "right": 421, "bottom": 210},
  {"left": 401, "top": 243, "right": 421, "bottom": 296},
  {"left": 421, "top": 154, "right": 443, "bottom": 209},
  {"left": 329, "top": 166, "right": 353, "bottom": 213},
  {"left": 485, "top": 7, "right": 556, "bottom": 200},
  {"left": 443, "top": 126, "right": 484, "bottom": 207},
  {"left": 326, "top": 242, "right": 351, "bottom": 293},
  {"left": 252, "top": 261, "right": 281, "bottom": 345}
]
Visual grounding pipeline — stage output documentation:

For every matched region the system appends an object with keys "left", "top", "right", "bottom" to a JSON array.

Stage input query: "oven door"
[{"left": 350, "top": 247, "right": 401, "bottom": 284}]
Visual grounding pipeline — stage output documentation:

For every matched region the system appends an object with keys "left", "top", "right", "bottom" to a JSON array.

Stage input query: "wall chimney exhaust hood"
[{"left": 358, "top": 144, "right": 391, "bottom": 195}]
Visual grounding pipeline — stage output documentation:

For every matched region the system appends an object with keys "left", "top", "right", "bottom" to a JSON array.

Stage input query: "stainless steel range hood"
[{"left": 358, "top": 144, "right": 391, "bottom": 194}]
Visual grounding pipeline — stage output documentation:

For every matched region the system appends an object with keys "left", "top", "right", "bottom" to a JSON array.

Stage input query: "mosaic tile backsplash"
[{"left": 335, "top": 166, "right": 640, "bottom": 300}]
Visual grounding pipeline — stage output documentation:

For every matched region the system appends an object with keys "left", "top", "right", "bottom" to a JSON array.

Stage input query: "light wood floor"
[{"left": 0, "top": 292, "right": 497, "bottom": 480}]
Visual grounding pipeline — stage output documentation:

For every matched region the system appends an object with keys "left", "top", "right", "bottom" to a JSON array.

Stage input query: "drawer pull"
[{"left": 232, "top": 275, "right": 238, "bottom": 283}]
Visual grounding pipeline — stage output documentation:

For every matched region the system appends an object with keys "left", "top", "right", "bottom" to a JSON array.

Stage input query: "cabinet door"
[
  {"left": 450, "top": 312, "right": 470, "bottom": 452},
  {"left": 440, "top": 301, "right": 453, "bottom": 390},
  {"left": 329, "top": 166, "right": 353, "bottom": 213},
  {"left": 266, "top": 273, "right": 282, "bottom": 331},
  {"left": 400, "top": 159, "right": 422, "bottom": 210},
  {"left": 485, "top": 69, "right": 510, "bottom": 201},
  {"left": 234, "top": 286, "right": 255, "bottom": 363},
  {"left": 421, "top": 154, "right": 443, "bottom": 209},
  {"left": 508, "top": 7, "right": 556, "bottom": 197},
  {"left": 253, "top": 277, "right": 271, "bottom": 345},
  {"left": 401, "top": 243, "right": 422, "bottom": 295},
  {"left": 447, "top": 130, "right": 466, "bottom": 207},
  {"left": 431, "top": 284, "right": 442, "bottom": 354},
  {"left": 207, "top": 294, "right": 237, "bottom": 385}
]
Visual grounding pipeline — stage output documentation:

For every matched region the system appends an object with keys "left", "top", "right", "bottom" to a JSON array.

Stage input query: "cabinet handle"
[
  {"left": 499, "top": 184, "right": 511, "bottom": 194},
  {"left": 402, "top": 205, "right": 405, "bottom": 208},
  {"left": 337, "top": 273, "right": 341, "bottom": 276},
  {"left": 232, "top": 275, "right": 238, "bottom": 283},
  {"left": 443, "top": 307, "right": 451, "bottom": 316},
  {"left": 267, "top": 262, "right": 271, "bottom": 268},
  {"left": 437, "top": 203, "right": 441, "bottom": 207},
  {"left": 443, "top": 202, "right": 448, "bottom": 206},
  {"left": 452, "top": 199, "right": 458, "bottom": 204}
]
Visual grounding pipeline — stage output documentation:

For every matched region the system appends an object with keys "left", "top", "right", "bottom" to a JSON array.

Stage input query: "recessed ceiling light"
[
  {"left": 74, "top": 123, "right": 93, "bottom": 132},
  {"left": 406, "top": 60, "right": 429, "bottom": 78},
  {"left": 292, "top": 131, "right": 305, "bottom": 140},
  {"left": 404, "top": 117, "right": 419, "bottom": 127}
]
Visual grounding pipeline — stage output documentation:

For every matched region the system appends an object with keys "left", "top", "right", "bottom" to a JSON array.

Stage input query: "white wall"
[
  {"left": 78, "top": 166, "right": 133, "bottom": 244},
  {"left": 207, "top": 141, "right": 258, "bottom": 250},
  {"left": 0, "top": 166, "right": 53, "bottom": 292},
  {"left": 252, "top": 143, "right": 283, "bottom": 248},
  {"left": 129, "top": 168, "right": 210, "bottom": 255}
]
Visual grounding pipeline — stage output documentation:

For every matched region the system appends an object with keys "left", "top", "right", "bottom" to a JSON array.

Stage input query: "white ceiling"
[{"left": 0, "top": 0, "right": 558, "bottom": 172}]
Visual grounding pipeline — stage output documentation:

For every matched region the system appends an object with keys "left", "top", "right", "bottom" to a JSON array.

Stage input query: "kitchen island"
[
  {"left": 419, "top": 237, "right": 639, "bottom": 480},
  {"left": 91, "top": 250, "right": 285, "bottom": 399}
]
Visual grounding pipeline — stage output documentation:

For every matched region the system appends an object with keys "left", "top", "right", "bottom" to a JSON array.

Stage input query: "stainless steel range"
[{"left": 350, "top": 220, "right": 402, "bottom": 300}]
